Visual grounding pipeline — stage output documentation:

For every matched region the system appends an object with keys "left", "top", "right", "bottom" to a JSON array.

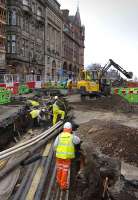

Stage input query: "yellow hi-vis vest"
[
  {"left": 30, "top": 110, "right": 40, "bottom": 119},
  {"left": 53, "top": 101, "right": 59, "bottom": 112},
  {"left": 56, "top": 132, "right": 75, "bottom": 159},
  {"left": 28, "top": 100, "right": 40, "bottom": 107}
]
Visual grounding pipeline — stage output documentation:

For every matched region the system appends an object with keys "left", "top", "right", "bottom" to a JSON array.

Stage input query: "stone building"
[
  {"left": 45, "top": 0, "right": 62, "bottom": 82},
  {"left": 5, "top": 0, "right": 85, "bottom": 82},
  {"left": 6, "top": 0, "right": 45, "bottom": 80},
  {"left": 0, "top": 0, "right": 6, "bottom": 71},
  {"left": 62, "top": 7, "right": 85, "bottom": 81}
]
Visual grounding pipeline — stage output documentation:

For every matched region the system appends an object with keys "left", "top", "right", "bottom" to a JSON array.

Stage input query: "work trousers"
[
  {"left": 56, "top": 158, "right": 71, "bottom": 190},
  {"left": 53, "top": 109, "right": 65, "bottom": 125}
]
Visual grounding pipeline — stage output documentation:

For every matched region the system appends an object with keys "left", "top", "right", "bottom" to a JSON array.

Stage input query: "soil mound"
[
  {"left": 78, "top": 120, "right": 138, "bottom": 167},
  {"left": 73, "top": 95, "right": 138, "bottom": 113}
]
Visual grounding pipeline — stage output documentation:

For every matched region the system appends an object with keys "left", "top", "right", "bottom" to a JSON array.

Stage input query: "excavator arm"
[{"left": 101, "top": 59, "right": 133, "bottom": 79}]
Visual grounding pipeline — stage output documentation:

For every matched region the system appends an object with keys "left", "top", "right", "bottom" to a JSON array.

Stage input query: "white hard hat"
[
  {"left": 63, "top": 122, "right": 72, "bottom": 130},
  {"left": 54, "top": 96, "right": 58, "bottom": 100}
]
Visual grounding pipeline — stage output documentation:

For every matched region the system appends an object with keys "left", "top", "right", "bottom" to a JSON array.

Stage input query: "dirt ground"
[
  {"left": 68, "top": 94, "right": 138, "bottom": 167},
  {"left": 78, "top": 120, "right": 138, "bottom": 167},
  {"left": 71, "top": 94, "right": 138, "bottom": 113},
  {"left": 67, "top": 94, "right": 138, "bottom": 200}
]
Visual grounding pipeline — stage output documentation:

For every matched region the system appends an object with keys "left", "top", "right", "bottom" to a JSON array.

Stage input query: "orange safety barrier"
[
  {"left": 0, "top": 83, "right": 6, "bottom": 88},
  {"left": 114, "top": 88, "right": 119, "bottom": 94},
  {"left": 26, "top": 81, "right": 35, "bottom": 89},
  {"left": 12, "top": 85, "right": 18, "bottom": 94},
  {"left": 129, "top": 90, "right": 133, "bottom": 94},
  {"left": 122, "top": 90, "right": 126, "bottom": 95}
]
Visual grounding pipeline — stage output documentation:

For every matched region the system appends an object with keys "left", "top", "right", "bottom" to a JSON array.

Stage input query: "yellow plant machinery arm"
[{"left": 101, "top": 59, "right": 133, "bottom": 79}]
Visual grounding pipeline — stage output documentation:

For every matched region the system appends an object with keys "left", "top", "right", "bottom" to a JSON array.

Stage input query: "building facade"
[
  {"left": 5, "top": 0, "right": 85, "bottom": 82},
  {"left": 62, "top": 8, "right": 85, "bottom": 81},
  {"left": 45, "top": 0, "right": 62, "bottom": 82},
  {"left": 0, "top": 0, "right": 6, "bottom": 71},
  {"left": 6, "top": 0, "right": 45, "bottom": 80}
]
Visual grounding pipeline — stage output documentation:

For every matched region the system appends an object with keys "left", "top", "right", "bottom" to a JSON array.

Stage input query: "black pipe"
[
  {"left": 21, "top": 153, "right": 42, "bottom": 166},
  {"left": 0, "top": 153, "right": 30, "bottom": 180},
  {"left": 0, "top": 125, "right": 63, "bottom": 180},
  {"left": 45, "top": 166, "right": 56, "bottom": 200},
  {"left": 13, "top": 144, "right": 51, "bottom": 200},
  {"left": 20, "top": 159, "right": 41, "bottom": 200},
  {"left": 34, "top": 145, "right": 54, "bottom": 200},
  {"left": 12, "top": 162, "right": 36, "bottom": 200}
]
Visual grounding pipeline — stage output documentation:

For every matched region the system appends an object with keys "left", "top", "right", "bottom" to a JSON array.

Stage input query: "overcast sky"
[{"left": 59, "top": 0, "right": 138, "bottom": 78}]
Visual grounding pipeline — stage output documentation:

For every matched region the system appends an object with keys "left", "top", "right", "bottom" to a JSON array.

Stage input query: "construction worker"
[
  {"left": 54, "top": 122, "right": 80, "bottom": 190},
  {"left": 27, "top": 109, "right": 42, "bottom": 134},
  {"left": 27, "top": 99, "right": 40, "bottom": 107},
  {"left": 67, "top": 79, "right": 73, "bottom": 95},
  {"left": 52, "top": 96, "right": 65, "bottom": 125}
]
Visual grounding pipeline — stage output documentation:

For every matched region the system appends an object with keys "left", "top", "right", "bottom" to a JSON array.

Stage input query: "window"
[
  {"left": 20, "top": 16, "right": 23, "bottom": 29},
  {"left": 31, "top": 21, "right": 35, "bottom": 35},
  {"left": 26, "top": 17, "right": 29, "bottom": 32},
  {"left": 23, "top": 17, "right": 25, "bottom": 30},
  {"left": 7, "top": 35, "right": 11, "bottom": 53},
  {"left": 47, "top": 56, "right": 50, "bottom": 64},
  {"left": 25, "top": 40, "right": 29, "bottom": 57},
  {"left": 30, "top": 42, "right": 34, "bottom": 59},
  {"left": 37, "top": 7, "right": 42, "bottom": 16},
  {"left": 7, "top": 35, "right": 16, "bottom": 53},
  {"left": 11, "top": 10, "right": 16, "bottom": 25},
  {"left": 32, "top": 2, "right": 35, "bottom": 13},
  {"left": 11, "top": 35, "right": 16, "bottom": 53},
  {"left": 7, "top": 10, "right": 17, "bottom": 25},
  {"left": 0, "top": 54, "right": 5, "bottom": 65},
  {"left": 22, "top": 39, "right": 25, "bottom": 56}
]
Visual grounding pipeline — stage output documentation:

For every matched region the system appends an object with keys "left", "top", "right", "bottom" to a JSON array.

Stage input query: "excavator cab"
[
  {"left": 77, "top": 69, "right": 101, "bottom": 99},
  {"left": 80, "top": 70, "right": 99, "bottom": 81}
]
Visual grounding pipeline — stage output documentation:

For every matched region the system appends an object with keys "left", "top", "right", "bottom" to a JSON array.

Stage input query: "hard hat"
[
  {"left": 54, "top": 96, "right": 58, "bottom": 100},
  {"left": 63, "top": 122, "right": 72, "bottom": 130}
]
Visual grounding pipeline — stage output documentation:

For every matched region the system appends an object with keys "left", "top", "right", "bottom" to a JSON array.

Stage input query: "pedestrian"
[
  {"left": 67, "top": 79, "right": 73, "bottom": 95},
  {"left": 54, "top": 122, "right": 80, "bottom": 190},
  {"left": 52, "top": 96, "right": 65, "bottom": 125}
]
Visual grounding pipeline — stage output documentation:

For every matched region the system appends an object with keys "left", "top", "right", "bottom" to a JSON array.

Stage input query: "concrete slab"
[
  {"left": 0, "top": 105, "right": 26, "bottom": 127},
  {"left": 121, "top": 162, "right": 138, "bottom": 181}
]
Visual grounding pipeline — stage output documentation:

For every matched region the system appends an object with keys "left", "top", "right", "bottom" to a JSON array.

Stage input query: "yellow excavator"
[{"left": 77, "top": 59, "right": 133, "bottom": 100}]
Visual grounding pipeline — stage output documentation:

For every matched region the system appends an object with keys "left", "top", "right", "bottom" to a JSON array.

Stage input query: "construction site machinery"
[{"left": 77, "top": 59, "right": 133, "bottom": 99}]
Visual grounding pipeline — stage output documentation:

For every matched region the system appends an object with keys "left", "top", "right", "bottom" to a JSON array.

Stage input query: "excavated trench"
[
  {"left": 68, "top": 94, "right": 138, "bottom": 200},
  {"left": 0, "top": 105, "right": 28, "bottom": 150}
]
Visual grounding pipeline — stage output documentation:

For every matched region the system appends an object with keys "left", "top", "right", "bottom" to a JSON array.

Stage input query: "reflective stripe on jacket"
[
  {"left": 56, "top": 132, "right": 75, "bottom": 159},
  {"left": 30, "top": 110, "right": 40, "bottom": 119}
]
